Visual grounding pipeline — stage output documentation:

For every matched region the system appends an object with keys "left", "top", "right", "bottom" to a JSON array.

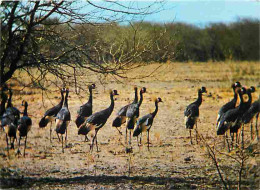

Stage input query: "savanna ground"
[{"left": 0, "top": 61, "right": 259, "bottom": 189}]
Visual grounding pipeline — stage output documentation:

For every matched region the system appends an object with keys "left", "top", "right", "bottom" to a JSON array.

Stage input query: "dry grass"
[{"left": 0, "top": 61, "right": 259, "bottom": 189}]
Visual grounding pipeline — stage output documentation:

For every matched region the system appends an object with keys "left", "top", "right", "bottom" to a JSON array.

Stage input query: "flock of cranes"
[
  {"left": 184, "top": 82, "right": 259, "bottom": 151},
  {"left": 0, "top": 82, "right": 259, "bottom": 157}
]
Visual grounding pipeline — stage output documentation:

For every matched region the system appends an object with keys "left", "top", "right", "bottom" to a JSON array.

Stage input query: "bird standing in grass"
[
  {"left": 17, "top": 101, "right": 32, "bottom": 157},
  {"left": 39, "top": 88, "right": 65, "bottom": 143},
  {"left": 229, "top": 86, "right": 255, "bottom": 146},
  {"left": 55, "top": 88, "right": 70, "bottom": 153},
  {"left": 1, "top": 88, "right": 20, "bottom": 155},
  {"left": 217, "top": 87, "right": 246, "bottom": 151},
  {"left": 79, "top": 90, "right": 119, "bottom": 152},
  {"left": 184, "top": 87, "right": 207, "bottom": 144},
  {"left": 76, "top": 84, "right": 95, "bottom": 141},
  {"left": 133, "top": 97, "right": 163, "bottom": 150},
  {"left": 216, "top": 82, "right": 241, "bottom": 126},
  {"left": 242, "top": 95, "right": 260, "bottom": 141},
  {"left": 112, "top": 86, "right": 138, "bottom": 134},
  {"left": 126, "top": 87, "right": 146, "bottom": 147}
]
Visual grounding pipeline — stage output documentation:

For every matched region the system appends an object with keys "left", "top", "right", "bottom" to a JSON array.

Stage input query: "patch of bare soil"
[{"left": 1, "top": 62, "right": 259, "bottom": 189}]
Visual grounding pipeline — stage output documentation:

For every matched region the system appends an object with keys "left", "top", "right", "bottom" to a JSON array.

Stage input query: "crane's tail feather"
[
  {"left": 75, "top": 115, "right": 85, "bottom": 128},
  {"left": 39, "top": 117, "right": 49, "bottom": 128},
  {"left": 217, "top": 120, "right": 229, "bottom": 135},
  {"left": 112, "top": 116, "right": 122, "bottom": 128},
  {"left": 126, "top": 117, "right": 136, "bottom": 130},
  {"left": 133, "top": 125, "right": 142, "bottom": 137},
  {"left": 242, "top": 112, "right": 255, "bottom": 124},
  {"left": 55, "top": 120, "right": 68, "bottom": 134},
  {"left": 78, "top": 123, "right": 91, "bottom": 135},
  {"left": 185, "top": 117, "right": 195, "bottom": 129}
]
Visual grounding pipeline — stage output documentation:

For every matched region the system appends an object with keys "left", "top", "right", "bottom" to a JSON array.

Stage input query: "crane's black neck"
[
  {"left": 138, "top": 90, "right": 144, "bottom": 107},
  {"left": 194, "top": 90, "right": 202, "bottom": 106},
  {"left": 87, "top": 86, "right": 93, "bottom": 104},
  {"left": 132, "top": 88, "right": 138, "bottom": 104},
  {"left": 237, "top": 91, "right": 244, "bottom": 109},
  {"left": 7, "top": 90, "right": 12, "bottom": 108},
  {"left": 232, "top": 86, "right": 238, "bottom": 100},
  {"left": 64, "top": 91, "right": 69, "bottom": 108},
  {"left": 152, "top": 101, "right": 159, "bottom": 118},
  {"left": 58, "top": 91, "right": 64, "bottom": 107},
  {"left": 23, "top": 104, "right": 28, "bottom": 116},
  {"left": 108, "top": 92, "right": 115, "bottom": 114}
]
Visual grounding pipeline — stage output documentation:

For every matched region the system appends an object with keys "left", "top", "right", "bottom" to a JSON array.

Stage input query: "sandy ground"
[{"left": 0, "top": 62, "right": 259, "bottom": 189}]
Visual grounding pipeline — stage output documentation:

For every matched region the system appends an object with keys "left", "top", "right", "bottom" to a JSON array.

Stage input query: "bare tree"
[{"left": 0, "top": 1, "right": 165, "bottom": 90}]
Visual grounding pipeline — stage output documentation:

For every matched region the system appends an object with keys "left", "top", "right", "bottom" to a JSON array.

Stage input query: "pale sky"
[{"left": 79, "top": 0, "right": 260, "bottom": 26}]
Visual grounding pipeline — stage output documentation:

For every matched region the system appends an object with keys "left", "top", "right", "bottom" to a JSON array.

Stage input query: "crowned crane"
[
  {"left": 17, "top": 101, "right": 32, "bottom": 157},
  {"left": 55, "top": 88, "right": 70, "bottom": 153},
  {"left": 78, "top": 90, "right": 119, "bottom": 152},
  {"left": 133, "top": 97, "right": 163, "bottom": 150},
  {"left": 39, "top": 88, "right": 65, "bottom": 143},
  {"left": 242, "top": 95, "right": 260, "bottom": 141},
  {"left": 76, "top": 84, "right": 95, "bottom": 141},
  {"left": 229, "top": 86, "right": 255, "bottom": 147},
  {"left": 112, "top": 86, "right": 138, "bottom": 135},
  {"left": 216, "top": 81, "right": 241, "bottom": 126},
  {"left": 217, "top": 87, "right": 246, "bottom": 151},
  {"left": 184, "top": 87, "right": 207, "bottom": 144},
  {"left": 1, "top": 88, "right": 20, "bottom": 155},
  {"left": 125, "top": 87, "right": 146, "bottom": 147}
]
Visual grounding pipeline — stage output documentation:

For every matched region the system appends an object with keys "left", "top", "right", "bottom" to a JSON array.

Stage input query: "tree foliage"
[{"left": 0, "top": 1, "right": 259, "bottom": 90}]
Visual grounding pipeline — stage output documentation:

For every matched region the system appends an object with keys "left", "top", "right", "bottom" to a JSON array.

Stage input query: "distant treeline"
[
  {"left": 39, "top": 18, "right": 260, "bottom": 64},
  {"left": 125, "top": 18, "right": 259, "bottom": 62}
]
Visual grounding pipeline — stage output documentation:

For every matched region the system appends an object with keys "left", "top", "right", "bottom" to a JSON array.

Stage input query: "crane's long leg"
[
  {"left": 95, "top": 130, "right": 99, "bottom": 152},
  {"left": 11, "top": 137, "right": 15, "bottom": 149},
  {"left": 140, "top": 132, "right": 142, "bottom": 146},
  {"left": 223, "top": 134, "right": 226, "bottom": 148},
  {"left": 90, "top": 130, "right": 98, "bottom": 152},
  {"left": 24, "top": 135, "right": 27, "bottom": 157},
  {"left": 189, "top": 129, "right": 192, "bottom": 145},
  {"left": 129, "top": 129, "right": 132, "bottom": 147},
  {"left": 147, "top": 130, "right": 150, "bottom": 151},
  {"left": 17, "top": 136, "right": 21, "bottom": 156},
  {"left": 85, "top": 135, "right": 89, "bottom": 142},
  {"left": 125, "top": 127, "right": 128, "bottom": 146},
  {"left": 50, "top": 122, "right": 52, "bottom": 143},
  {"left": 61, "top": 135, "right": 64, "bottom": 153},
  {"left": 56, "top": 132, "right": 60, "bottom": 142},
  {"left": 241, "top": 124, "right": 245, "bottom": 149},
  {"left": 235, "top": 132, "right": 238, "bottom": 148},
  {"left": 115, "top": 127, "right": 122, "bottom": 135},
  {"left": 225, "top": 133, "right": 230, "bottom": 152},
  {"left": 255, "top": 113, "right": 259, "bottom": 141},
  {"left": 6, "top": 134, "right": 9, "bottom": 157},
  {"left": 230, "top": 131, "right": 234, "bottom": 150},
  {"left": 195, "top": 122, "right": 198, "bottom": 144},
  {"left": 65, "top": 127, "right": 67, "bottom": 147},
  {"left": 250, "top": 121, "right": 253, "bottom": 140}
]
